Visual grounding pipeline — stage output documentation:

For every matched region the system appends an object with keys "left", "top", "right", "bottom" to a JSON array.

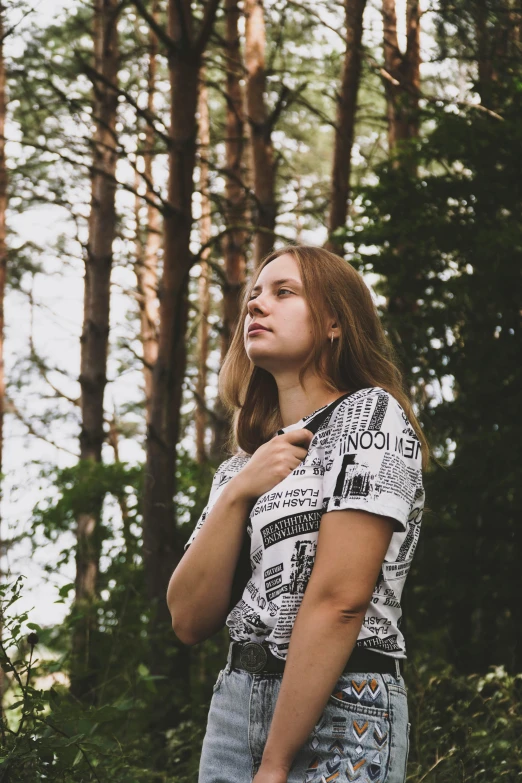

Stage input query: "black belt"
[{"left": 230, "top": 640, "right": 403, "bottom": 676}]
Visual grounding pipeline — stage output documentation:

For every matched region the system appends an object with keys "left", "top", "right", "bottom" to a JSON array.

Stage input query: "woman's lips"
[{"left": 248, "top": 328, "right": 270, "bottom": 336}]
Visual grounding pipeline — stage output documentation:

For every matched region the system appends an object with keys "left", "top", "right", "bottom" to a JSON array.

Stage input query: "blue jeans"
[{"left": 198, "top": 644, "right": 411, "bottom": 783}]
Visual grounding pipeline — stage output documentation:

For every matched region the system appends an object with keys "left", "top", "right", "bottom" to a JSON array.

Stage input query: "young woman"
[{"left": 168, "top": 244, "right": 430, "bottom": 783}]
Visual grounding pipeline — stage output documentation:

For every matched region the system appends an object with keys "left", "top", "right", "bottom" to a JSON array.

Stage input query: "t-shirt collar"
[
  {"left": 274, "top": 400, "right": 338, "bottom": 437},
  {"left": 273, "top": 389, "right": 375, "bottom": 438}
]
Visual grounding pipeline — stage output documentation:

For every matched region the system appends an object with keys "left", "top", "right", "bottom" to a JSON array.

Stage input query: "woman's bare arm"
[
  {"left": 167, "top": 476, "right": 256, "bottom": 645},
  {"left": 168, "top": 428, "right": 313, "bottom": 645},
  {"left": 258, "top": 508, "right": 396, "bottom": 775}
]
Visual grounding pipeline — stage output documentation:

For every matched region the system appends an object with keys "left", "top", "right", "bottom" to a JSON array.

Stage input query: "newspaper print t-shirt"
[{"left": 184, "top": 386, "right": 425, "bottom": 660}]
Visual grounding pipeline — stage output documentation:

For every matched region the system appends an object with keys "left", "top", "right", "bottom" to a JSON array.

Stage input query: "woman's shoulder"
[
  {"left": 204, "top": 451, "right": 252, "bottom": 501},
  {"left": 214, "top": 449, "right": 252, "bottom": 478},
  {"left": 329, "top": 386, "right": 416, "bottom": 437}
]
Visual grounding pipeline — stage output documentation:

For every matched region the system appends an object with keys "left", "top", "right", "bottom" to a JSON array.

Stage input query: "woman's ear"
[{"left": 326, "top": 320, "right": 340, "bottom": 339}]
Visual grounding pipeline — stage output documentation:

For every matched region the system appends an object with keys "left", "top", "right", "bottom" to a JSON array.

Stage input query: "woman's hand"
[
  {"left": 230, "top": 428, "right": 314, "bottom": 503},
  {"left": 251, "top": 762, "right": 289, "bottom": 783}
]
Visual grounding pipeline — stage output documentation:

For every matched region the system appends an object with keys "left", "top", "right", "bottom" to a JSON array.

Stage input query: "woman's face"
[{"left": 244, "top": 254, "right": 321, "bottom": 376}]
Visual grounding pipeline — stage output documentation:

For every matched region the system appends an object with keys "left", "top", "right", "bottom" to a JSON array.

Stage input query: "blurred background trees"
[{"left": 0, "top": 0, "right": 520, "bottom": 779}]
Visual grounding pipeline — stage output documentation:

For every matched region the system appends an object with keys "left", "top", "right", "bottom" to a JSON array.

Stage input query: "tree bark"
[
  {"left": 195, "top": 74, "right": 211, "bottom": 464},
  {"left": 223, "top": 0, "right": 248, "bottom": 333},
  {"left": 382, "top": 0, "right": 420, "bottom": 163},
  {"left": 244, "top": 0, "right": 276, "bottom": 265},
  {"left": 70, "top": 0, "right": 120, "bottom": 703},
  {"left": 135, "top": 1, "right": 160, "bottom": 422},
  {"left": 380, "top": 0, "right": 421, "bottom": 395},
  {"left": 140, "top": 0, "right": 221, "bottom": 729},
  {"left": 0, "top": 0, "right": 7, "bottom": 719},
  {"left": 325, "top": 0, "right": 367, "bottom": 255},
  {"left": 210, "top": 0, "right": 248, "bottom": 461}
]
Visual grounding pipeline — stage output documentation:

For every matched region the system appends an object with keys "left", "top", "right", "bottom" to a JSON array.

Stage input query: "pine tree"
[{"left": 325, "top": 0, "right": 367, "bottom": 255}]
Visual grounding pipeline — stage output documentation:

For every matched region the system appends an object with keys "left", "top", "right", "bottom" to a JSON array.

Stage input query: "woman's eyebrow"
[{"left": 251, "top": 277, "right": 302, "bottom": 293}]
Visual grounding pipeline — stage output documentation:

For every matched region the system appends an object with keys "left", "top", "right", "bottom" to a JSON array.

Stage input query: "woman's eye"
[{"left": 247, "top": 288, "right": 293, "bottom": 302}]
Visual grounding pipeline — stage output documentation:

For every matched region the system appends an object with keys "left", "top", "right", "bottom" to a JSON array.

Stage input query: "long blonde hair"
[{"left": 218, "top": 244, "right": 432, "bottom": 472}]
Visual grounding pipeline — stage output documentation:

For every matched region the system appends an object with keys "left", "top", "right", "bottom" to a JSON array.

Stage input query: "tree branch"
[
  {"left": 195, "top": 0, "right": 222, "bottom": 57},
  {"left": 5, "top": 397, "right": 79, "bottom": 457},
  {"left": 131, "top": 0, "right": 179, "bottom": 54},
  {"left": 74, "top": 54, "right": 172, "bottom": 149}
]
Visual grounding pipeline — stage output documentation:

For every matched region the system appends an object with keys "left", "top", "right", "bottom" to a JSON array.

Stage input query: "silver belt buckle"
[{"left": 239, "top": 642, "right": 268, "bottom": 673}]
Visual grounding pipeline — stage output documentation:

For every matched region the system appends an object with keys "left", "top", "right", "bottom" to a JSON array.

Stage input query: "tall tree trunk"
[
  {"left": 222, "top": 0, "right": 248, "bottom": 289},
  {"left": 380, "top": 0, "right": 421, "bottom": 425},
  {"left": 140, "top": 0, "right": 221, "bottom": 732},
  {"left": 382, "top": 0, "right": 420, "bottom": 164},
  {"left": 244, "top": 0, "right": 276, "bottom": 265},
  {"left": 0, "top": 0, "right": 7, "bottom": 719},
  {"left": 135, "top": 1, "right": 160, "bottom": 422},
  {"left": 70, "top": 0, "right": 120, "bottom": 703},
  {"left": 195, "top": 74, "right": 211, "bottom": 464},
  {"left": 210, "top": 0, "right": 248, "bottom": 462},
  {"left": 325, "top": 0, "right": 367, "bottom": 255}
]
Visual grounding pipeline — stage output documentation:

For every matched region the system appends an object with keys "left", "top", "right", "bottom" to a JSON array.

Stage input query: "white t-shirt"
[{"left": 184, "top": 386, "right": 425, "bottom": 660}]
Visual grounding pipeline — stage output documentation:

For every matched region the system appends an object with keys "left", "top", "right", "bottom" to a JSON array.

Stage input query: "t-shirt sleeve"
[
  {"left": 322, "top": 390, "right": 423, "bottom": 532},
  {"left": 183, "top": 458, "right": 234, "bottom": 552}
]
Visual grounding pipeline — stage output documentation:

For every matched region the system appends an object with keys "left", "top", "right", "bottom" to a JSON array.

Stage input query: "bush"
[
  {"left": 0, "top": 577, "right": 165, "bottom": 782},
  {"left": 405, "top": 658, "right": 522, "bottom": 781}
]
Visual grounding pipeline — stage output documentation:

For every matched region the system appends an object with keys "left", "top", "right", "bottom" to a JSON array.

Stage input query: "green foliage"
[
  {"left": 0, "top": 576, "right": 229, "bottom": 781},
  {"left": 32, "top": 460, "right": 142, "bottom": 542},
  {"left": 16, "top": 451, "right": 227, "bottom": 775},
  {"left": 0, "top": 577, "right": 153, "bottom": 781},
  {"left": 2, "top": 577, "right": 519, "bottom": 782},
  {"left": 405, "top": 660, "right": 522, "bottom": 781},
  {"left": 342, "top": 84, "right": 522, "bottom": 673}
]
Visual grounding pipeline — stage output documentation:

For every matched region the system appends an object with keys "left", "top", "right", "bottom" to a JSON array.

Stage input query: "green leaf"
[{"left": 58, "top": 583, "right": 75, "bottom": 598}]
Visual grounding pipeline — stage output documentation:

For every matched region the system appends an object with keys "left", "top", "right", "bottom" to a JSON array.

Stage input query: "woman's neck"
[{"left": 276, "top": 379, "right": 350, "bottom": 428}]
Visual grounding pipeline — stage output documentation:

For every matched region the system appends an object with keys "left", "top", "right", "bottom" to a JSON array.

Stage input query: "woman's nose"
[{"left": 247, "top": 295, "right": 268, "bottom": 316}]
